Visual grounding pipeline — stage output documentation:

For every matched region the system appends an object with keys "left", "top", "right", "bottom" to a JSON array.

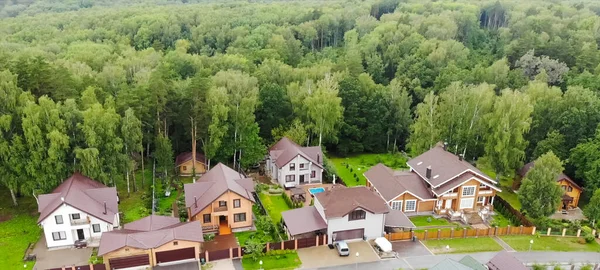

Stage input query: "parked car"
[{"left": 334, "top": 241, "right": 349, "bottom": 256}]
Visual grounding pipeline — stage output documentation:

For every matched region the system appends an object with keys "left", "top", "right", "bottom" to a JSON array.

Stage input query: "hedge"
[{"left": 281, "top": 192, "right": 302, "bottom": 209}]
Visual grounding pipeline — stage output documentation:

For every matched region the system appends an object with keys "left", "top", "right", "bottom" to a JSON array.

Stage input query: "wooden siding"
[
  {"left": 190, "top": 190, "right": 254, "bottom": 230},
  {"left": 179, "top": 160, "right": 207, "bottom": 175},
  {"left": 557, "top": 179, "right": 581, "bottom": 210}
]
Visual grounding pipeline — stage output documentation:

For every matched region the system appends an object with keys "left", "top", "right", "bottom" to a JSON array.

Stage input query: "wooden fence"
[
  {"left": 386, "top": 225, "right": 536, "bottom": 241},
  {"left": 202, "top": 234, "right": 327, "bottom": 262}
]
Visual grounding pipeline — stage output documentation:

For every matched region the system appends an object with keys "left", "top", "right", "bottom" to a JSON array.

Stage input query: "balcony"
[
  {"left": 441, "top": 192, "right": 458, "bottom": 198},
  {"left": 70, "top": 218, "right": 89, "bottom": 226},
  {"left": 479, "top": 190, "right": 493, "bottom": 195},
  {"left": 213, "top": 205, "right": 228, "bottom": 212}
]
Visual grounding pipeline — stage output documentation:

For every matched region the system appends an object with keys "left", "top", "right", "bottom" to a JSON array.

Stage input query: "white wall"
[
  {"left": 40, "top": 204, "right": 116, "bottom": 248},
  {"left": 278, "top": 155, "right": 323, "bottom": 187},
  {"left": 326, "top": 208, "right": 385, "bottom": 243},
  {"left": 313, "top": 198, "right": 327, "bottom": 223}
]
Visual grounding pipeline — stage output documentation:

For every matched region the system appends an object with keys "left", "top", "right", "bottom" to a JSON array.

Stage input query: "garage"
[
  {"left": 332, "top": 229, "right": 364, "bottom": 241},
  {"left": 155, "top": 247, "right": 196, "bottom": 264},
  {"left": 109, "top": 254, "right": 150, "bottom": 269}
]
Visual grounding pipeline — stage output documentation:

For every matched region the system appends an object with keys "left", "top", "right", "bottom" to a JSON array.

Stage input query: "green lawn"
[
  {"left": 410, "top": 215, "right": 451, "bottom": 227},
  {"left": 423, "top": 237, "right": 504, "bottom": 254},
  {"left": 477, "top": 163, "right": 521, "bottom": 210},
  {"left": 241, "top": 251, "right": 301, "bottom": 270},
  {"left": 119, "top": 169, "right": 152, "bottom": 223},
  {"left": 235, "top": 231, "right": 255, "bottom": 247},
  {"left": 500, "top": 236, "right": 600, "bottom": 252},
  {"left": 489, "top": 211, "right": 514, "bottom": 227},
  {"left": 330, "top": 153, "right": 408, "bottom": 187},
  {"left": 258, "top": 193, "right": 291, "bottom": 224}
]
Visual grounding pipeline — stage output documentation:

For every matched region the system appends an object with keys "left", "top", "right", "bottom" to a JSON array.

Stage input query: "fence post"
[
  {"left": 72, "top": 266, "right": 76, "bottom": 270},
  {"left": 229, "top": 248, "right": 233, "bottom": 259},
  {"left": 562, "top": 228, "right": 567, "bottom": 237},
  {"left": 475, "top": 228, "right": 479, "bottom": 238},
  {"left": 547, "top": 228, "right": 551, "bottom": 236},
  {"left": 424, "top": 230, "right": 428, "bottom": 240},
  {"left": 463, "top": 228, "right": 467, "bottom": 238},
  {"left": 266, "top": 242, "right": 270, "bottom": 252},
  {"left": 532, "top": 227, "right": 536, "bottom": 235},
  {"left": 437, "top": 229, "right": 441, "bottom": 239},
  {"left": 238, "top": 246, "right": 242, "bottom": 257},
  {"left": 294, "top": 239, "right": 298, "bottom": 250},
  {"left": 450, "top": 228, "right": 454, "bottom": 238},
  {"left": 90, "top": 264, "right": 94, "bottom": 270},
  {"left": 577, "top": 229, "right": 581, "bottom": 237},
  {"left": 507, "top": 225, "right": 511, "bottom": 235},
  {"left": 205, "top": 250, "right": 209, "bottom": 262},
  {"left": 592, "top": 230, "right": 596, "bottom": 237},
  {"left": 316, "top": 235, "right": 319, "bottom": 246},
  {"left": 519, "top": 225, "right": 523, "bottom": 235},
  {"left": 494, "top": 226, "right": 498, "bottom": 236}
]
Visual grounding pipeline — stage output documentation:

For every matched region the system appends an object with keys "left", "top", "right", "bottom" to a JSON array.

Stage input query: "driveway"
[
  {"left": 32, "top": 235, "right": 92, "bottom": 270},
  {"left": 297, "top": 241, "right": 379, "bottom": 269},
  {"left": 391, "top": 240, "right": 432, "bottom": 258},
  {"left": 154, "top": 261, "right": 200, "bottom": 270},
  {"left": 550, "top": 208, "right": 585, "bottom": 221},
  {"left": 203, "top": 259, "right": 236, "bottom": 270}
]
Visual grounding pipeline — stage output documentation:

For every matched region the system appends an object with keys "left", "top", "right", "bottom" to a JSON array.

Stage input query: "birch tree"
[
  {"left": 518, "top": 151, "right": 563, "bottom": 219},
  {"left": 121, "top": 108, "right": 142, "bottom": 195},
  {"left": 304, "top": 74, "right": 343, "bottom": 146},
  {"left": 386, "top": 79, "right": 412, "bottom": 153},
  {"left": 408, "top": 91, "right": 440, "bottom": 156},
  {"left": 203, "top": 86, "right": 229, "bottom": 169}
]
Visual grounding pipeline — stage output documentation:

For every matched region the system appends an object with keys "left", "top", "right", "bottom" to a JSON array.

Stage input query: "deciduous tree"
[{"left": 518, "top": 151, "right": 564, "bottom": 219}]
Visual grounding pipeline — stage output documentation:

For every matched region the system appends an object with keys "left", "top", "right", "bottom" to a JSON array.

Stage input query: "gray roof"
[
  {"left": 384, "top": 209, "right": 415, "bottom": 228},
  {"left": 407, "top": 143, "right": 494, "bottom": 187},
  {"left": 430, "top": 258, "right": 475, "bottom": 270},
  {"left": 269, "top": 137, "right": 323, "bottom": 169},
  {"left": 315, "top": 186, "right": 389, "bottom": 219},
  {"left": 184, "top": 163, "right": 255, "bottom": 217},
  {"left": 124, "top": 215, "right": 180, "bottom": 232},
  {"left": 459, "top": 255, "right": 487, "bottom": 270},
  {"left": 281, "top": 206, "right": 327, "bottom": 236},
  {"left": 486, "top": 251, "right": 527, "bottom": 270},
  {"left": 98, "top": 219, "right": 203, "bottom": 256},
  {"left": 364, "top": 164, "right": 435, "bottom": 201},
  {"left": 175, "top": 151, "right": 206, "bottom": 167},
  {"left": 37, "top": 172, "right": 118, "bottom": 224}
]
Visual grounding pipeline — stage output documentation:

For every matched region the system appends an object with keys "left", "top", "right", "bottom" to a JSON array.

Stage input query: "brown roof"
[
  {"left": 184, "top": 163, "right": 255, "bottom": 217},
  {"left": 432, "top": 171, "right": 501, "bottom": 195},
  {"left": 175, "top": 151, "right": 207, "bottom": 167},
  {"left": 385, "top": 210, "right": 416, "bottom": 228},
  {"left": 518, "top": 162, "right": 582, "bottom": 190},
  {"left": 315, "top": 186, "right": 389, "bottom": 219},
  {"left": 486, "top": 251, "right": 527, "bottom": 270},
  {"left": 281, "top": 206, "right": 327, "bottom": 236},
  {"left": 98, "top": 219, "right": 203, "bottom": 256},
  {"left": 124, "top": 215, "right": 180, "bottom": 232},
  {"left": 269, "top": 137, "right": 324, "bottom": 169},
  {"left": 37, "top": 172, "right": 118, "bottom": 224},
  {"left": 364, "top": 164, "right": 435, "bottom": 201}
]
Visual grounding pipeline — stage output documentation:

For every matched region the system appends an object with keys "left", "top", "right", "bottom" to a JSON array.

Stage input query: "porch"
[{"left": 202, "top": 214, "right": 232, "bottom": 235}]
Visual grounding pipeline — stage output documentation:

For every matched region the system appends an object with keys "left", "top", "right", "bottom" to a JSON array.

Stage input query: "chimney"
[
  {"left": 458, "top": 154, "right": 464, "bottom": 161},
  {"left": 426, "top": 166, "right": 432, "bottom": 179},
  {"left": 443, "top": 142, "right": 448, "bottom": 151},
  {"left": 103, "top": 201, "right": 107, "bottom": 214},
  {"left": 194, "top": 196, "right": 198, "bottom": 208},
  {"left": 317, "top": 154, "right": 320, "bottom": 164}
]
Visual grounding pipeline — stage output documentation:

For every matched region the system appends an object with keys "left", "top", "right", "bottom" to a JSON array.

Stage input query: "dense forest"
[{"left": 1, "top": 0, "right": 600, "bottom": 208}]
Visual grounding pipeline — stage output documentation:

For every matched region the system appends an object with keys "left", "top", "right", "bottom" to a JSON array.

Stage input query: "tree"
[
  {"left": 516, "top": 50, "right": 569, "bottom": 85},
  {"left": 121, "top": 108, "right": 143, "bottom": 195},
  {"left": 408, "top": 91, "right": 440, "bottom": 155},
  {"left": 154, "top": 133, "right": 173, "bottom": 183},
  {"left": 518, "top": 151, "right": 565, "bottom": 220},
  {"left": 203, "top": 86, "right": 229, "bottom": 169},
  {"left": 256, "top": 83, "right": 293, "bottom": 142},
  {"left": 386, "top": 78, "right": 412, "bottom": 153},
  {"left": 570, "top": 127, "right": 600, "bottom": 197},
  {"left": 584, "top": 189, "right": 600, "bottom": 228},
  {"left": 272, "top": 119, "right": 307, "bottom": 146},
  {"left": 532, "top": 130, "right": 566, "bottom": 160},
  {"left": 483, "top": 89, "right": 533, "bottom": 180},
  {"left": 304, "top": 74, "right": 344, "bottom": 146}
]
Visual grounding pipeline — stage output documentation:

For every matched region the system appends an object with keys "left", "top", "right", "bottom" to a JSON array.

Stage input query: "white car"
[{"left": 334, "top": 241, "right": 350, "bottom": 256}]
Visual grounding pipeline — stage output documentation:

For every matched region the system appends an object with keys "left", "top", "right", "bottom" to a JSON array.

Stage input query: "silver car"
[{"left": 334, "top": 241, "right": 350, "bottom": 256}]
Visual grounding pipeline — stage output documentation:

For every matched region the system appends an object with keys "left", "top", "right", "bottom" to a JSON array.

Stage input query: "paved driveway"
[
  {"left": 297, "top": 241, "right": 379, "bottom": 269},
  {"left": 391, "top": 240, "right": 432, "bottom": 258},
  {"left": 32, "top": 235, "right": 92, "bottom": 270},
  {"left": 154, "top": 261, "right": 200, "bottom": 270}
]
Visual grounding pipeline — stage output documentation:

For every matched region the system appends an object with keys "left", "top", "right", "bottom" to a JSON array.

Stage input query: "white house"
[
  {"left": 281, "top": 186, "right": 415, "bottom": 242},
  {"left": 266, "top": 137, "right": 324, "bottom": 188},
  {"left": 37, "top": 172, "right": 119, "bottom": 248}
]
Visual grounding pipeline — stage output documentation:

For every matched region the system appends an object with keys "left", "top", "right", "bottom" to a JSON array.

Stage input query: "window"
[
  {"left": 233, "top": 199, "right": 241, "bottom": 208},
  {"left": 173, "top": 241, "right": 178, "bottom": 246},
  {"left": 92, "top": 224, "right": 101, "bottom": 233},
  {"left": 477, "top": 197, "right": 485, "bottom": 204},
  {"left": 311, "top": 171, "right": 316, "bottom": 178},
  {"left": 52, "top": 231, "right": 66, "bottom": 241},
  {"left": 182, "top": 166, "right": 187, "bottom": 171},
  {"left": 234, "top": 213, "right": 246, "bottom": 222},
  {"left": 391, "top": 201, "right": 403, "bottom": 211},
  {"left": 562, "top": 185, "right": 567, "bottom": 190},
  {"left": 285, "top": 175, "right": 295, "bottom": 182},
  {"left": 55, "top": 215, "right": 63, "bottom": 225},
  {"left": 568, "top": 186, "right": 573, "bottom": 192},
  {"left": 218, "top": 201, "right": 227, "bottom": 207},
  {"left": 462, "top": 186, "right": 476, "bottom": 197},
  {"left": 348, "top": 210, "right": 366, "bottom": 221},
  {"left": 203, "top": 214, "right": 211, "bottom": 223},
  {"left": 71, "top": 213, "right": 80, "bottom": 220},
  {"left": 436, "top": 200, "right": 443, "bottom": 208},
  {"left": 299, "top": 163, "right": 305, "bottom": 169},
  {"left": 460, "top": 198, "right": 474, "bottom": 209},
  {"left": 290, "top": 163, "right": 295, "bottom": 171},
  {"left": 479, "top": 183, "right": 487, "bottom": 188},
  {"left": 405, "top": 200, "right": 417, "bottom": 212}
]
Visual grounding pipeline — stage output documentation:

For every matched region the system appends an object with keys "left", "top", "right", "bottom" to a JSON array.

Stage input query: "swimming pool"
[{"left": 308, "top": 187, "right": 326, "bottom": 195}]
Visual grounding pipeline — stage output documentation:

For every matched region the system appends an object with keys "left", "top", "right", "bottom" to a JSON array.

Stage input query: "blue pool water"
[{"left": 308, "top": 187, "right": 325, "bottom": 195}]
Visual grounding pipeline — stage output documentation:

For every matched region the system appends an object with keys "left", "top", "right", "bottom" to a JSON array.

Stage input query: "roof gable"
[
  {"left": 519, "top": 162, "right": 582, "bottom": 190},
  {"left": 124, "top": 215, "right": 180, "bottom": 232},
  {"left": 315, "top": 186, "right": 389, "bottom": 219},
  {"left": 175, "top": 152, "right": 206, "bottom": 167},
  {"left": 364, "top": 164, "right": 435, "bottom": 202},
  {"left": 269, "top": 137, "right": 324, "bottom": 168}
]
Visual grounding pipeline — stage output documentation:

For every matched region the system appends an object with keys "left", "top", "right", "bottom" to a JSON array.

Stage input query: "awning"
[
  {"left": 385, "top": 210, "right": 416, "bottom": 228},
  {"left": 374, "top": 237, "right": 392, "bottom": 252},
  {"left": 281, "top": 206, "right": 327, "bottom": 236},
  {"left": 290, "top": 187, "right": 306, "bottom": 196},
  {"left": 562, "top": 194, "right": 574, "bottom": 202}
]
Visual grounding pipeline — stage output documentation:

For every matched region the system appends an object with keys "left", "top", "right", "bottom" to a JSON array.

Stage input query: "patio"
[
  {"left": 550, "top": 207, "right": 585, "bottom": 221},
  {"left": 285, "top": 183, "right": 333, "bottom": 205}
]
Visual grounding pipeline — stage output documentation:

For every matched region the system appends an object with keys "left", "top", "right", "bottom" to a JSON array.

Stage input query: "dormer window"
[{"left": 348, "top": 210, "right": 366, "bottom": 221}]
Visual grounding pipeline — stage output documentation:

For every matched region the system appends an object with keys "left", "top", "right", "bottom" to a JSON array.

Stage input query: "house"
[
  {"left": 518, "top": 162, "right": 582, "bottom": 210},
  {"left": 364, "top": 143, "right": 501, "bottom": 224},
  {"left": 184, "top": 163, "right": 255, "bottom": 234},
  {"left": 266, "top": 137, "right": 324, "bottom": 188},
  {"left": 486, "top": 251, "right": 527, "bottom": 270},
  {"left": 98, "top": 215, "right": 203, "bottom": 269},
  {"left": 281, "top": 186, "right": 415, "bottom": 243},
  {"left": 37, "top": 172, "right": 119, "bottom": 248},
  {"left": 176, "top": 152, "right": 207, "bottom": 176}
]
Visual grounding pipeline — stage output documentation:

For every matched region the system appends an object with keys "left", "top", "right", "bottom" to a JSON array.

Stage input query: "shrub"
[
  {"left": 581, "top": 265, "right": 593, "bottom": 270},
  {"left": 203, "top": 234, "right": 215, "bottom": 241},
  {"left": 350, "top": 168, "right": 353, "bottom": 172},
  {"left": 583, "top": 233, "right": 595, "bottom": 243},
  {"left": 553, "top": 265, "right": 562, "bottom": 270},
  {"left": 281, "top": 192, "right": 302, "bottom": 208},
  {"left": 532, "top": 264, "right": 545, "bottom": 270},
  {"left": 245, "top": 238, "right": 265, "bottom": 261}
]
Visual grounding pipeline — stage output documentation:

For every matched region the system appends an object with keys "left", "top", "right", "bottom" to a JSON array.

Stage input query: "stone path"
[{"left": 492, "top": 236, "right": 516, "bottom": 252}]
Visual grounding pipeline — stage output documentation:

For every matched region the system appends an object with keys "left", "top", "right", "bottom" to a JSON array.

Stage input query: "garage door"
[
  {"left": 155, "top": 247, "right": 196, "bottom": 264},
  {"left": 109, "top": 254, "right": 150, "bottom": 269},
  {"left": 333, "top": 229, "right": 364, "bottom": 241}
]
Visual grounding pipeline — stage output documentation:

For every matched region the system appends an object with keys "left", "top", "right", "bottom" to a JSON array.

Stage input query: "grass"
[
  {"left": 500, "top": 235, "right": 600, "bottom": 252},
  {"left": 490, "top": 211, "right": 514, "bottom": 227},
  {"left": 477, "top": 163, "right": 522, "bottom": 210},
  {"left": 330, "top": 153, "right": 408, "bottom": 187},
  {"left": 410, "top": 215, "right": 451, "bottom": 227},
  {"left": 423, "top": 237, "right": 504, "bottom": 254},
  {"left": 118, "top": 169, "right": 153, "bottom": 223},
  {"left": 235, "top": 231, "right": 256, "bottom": 247},
  {"left": 241, "top": 251, "right": 301, "bottom": 270},
  {"left": 258, "top": 193, "right": 291, "bottom": 224}
]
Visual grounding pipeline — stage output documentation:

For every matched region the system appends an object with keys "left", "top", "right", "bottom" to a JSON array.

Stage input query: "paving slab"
[
  {"left": 297, "top": 241, "right": 379, "bottom": 269},
  {"left": 391, "top": 240, "right": 433, "bottom": 257},
  {"left": 32, "top": 235, "right": 92, "bottom": 270}
]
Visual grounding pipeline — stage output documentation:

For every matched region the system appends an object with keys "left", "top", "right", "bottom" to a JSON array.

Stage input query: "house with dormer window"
[{"left": 266, "top": 137, "right": 324, "bottom": 188}]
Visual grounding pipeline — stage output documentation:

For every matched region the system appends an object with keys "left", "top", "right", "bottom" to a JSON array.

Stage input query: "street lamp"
[
  {"left": 529, "top": 239, "right": 534, "bottom": 252},
  {"left": 355, "top": 252, "right": 360, "bottom": 270},
  {"left": 259, "top": 260, "right": 263, "bottom": 270}
]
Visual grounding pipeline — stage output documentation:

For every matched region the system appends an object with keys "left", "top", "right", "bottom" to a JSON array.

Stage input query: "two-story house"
[
  {"left": 184, "top": 163, "right": 255, "bottom": 235},
  {"left": 518, "top": 162, "right": 582, "bottom": 210},
  {"left": 365, "top": 143, "right": 501, "bottom": 224},
  {"left": 37, "top": 172, "right": 119, "bottom": 248},
  {"left": 266, "top": 137, "right": 324, "bottom": 188},
  {"left": 281, "top": 186, "right": 415, "bottom": 242}
]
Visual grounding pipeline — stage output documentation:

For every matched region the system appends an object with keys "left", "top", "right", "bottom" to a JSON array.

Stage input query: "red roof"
[
  {"left": 175, "top": 152, "right": 207, "bottom": 167},
  {"left": 37, "top": 172, "right": 118, "bottom": 224},
  {"left": 281, "top": 206, "right": 327, "bottom": 236},
  {"left": 315, "top": 186, "right": 389, "bottom": 219},
  {"left": 364, "top": 164, "right": 435, "bottom": 201}
]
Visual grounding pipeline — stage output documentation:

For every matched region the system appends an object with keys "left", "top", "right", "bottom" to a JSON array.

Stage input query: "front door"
[
  {"left": 445, "top": 199, "right": 452, "bottom": 209},
  {"left": 299, "top": 175, "right": 305, "bottom": 183},
  {"left": 76, "top": 229, "right": 84, "bottom": 240}
]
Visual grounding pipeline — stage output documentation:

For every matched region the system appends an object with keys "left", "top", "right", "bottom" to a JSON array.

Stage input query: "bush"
[
  {"left": 255, "top": 183, "right": 269, "bottom": 193},
  {"left": 245, "top": 238, "right": 265, "bottom": 261},
  {"left": 203, "top": 234, "right": 215, "bottom": 241},
  {"left": 583, "top": 233, "right": 595, "bottom": 243},
  {"left": 281, "top": 192, "right": 302, "bottom": 209},
  {"left": 580, "top": 265, "right": 593, "bottom": 270},
  {"left": 532, "top": 264, "right": 545, "bottom": 270}
]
